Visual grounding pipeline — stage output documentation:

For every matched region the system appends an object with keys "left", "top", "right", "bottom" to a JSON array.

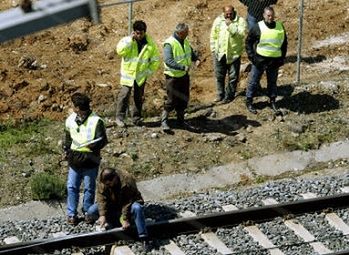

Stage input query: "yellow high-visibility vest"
[
  {"left": 65, "top": 112, "right": 101, "bottom": 152},
  {"left": 256, "top": 21, "right": 285, "bottom": 58},
  {"left": 210, "top": 13, "right": 246, "bottom": 64},
  {"left": 117, "top": 34, "right": 160, "bottom": 87},
  {"left": 163, "top": 36, "right": 192, "bottom": 78}
]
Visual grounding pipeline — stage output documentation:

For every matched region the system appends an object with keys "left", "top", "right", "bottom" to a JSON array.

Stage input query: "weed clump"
[{"left": 30, "top": 172, "right": 66, "bottom": 200}]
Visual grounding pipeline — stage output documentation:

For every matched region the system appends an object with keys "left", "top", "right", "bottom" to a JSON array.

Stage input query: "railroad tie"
[
  {"left": 263, "top": 195, "right": 332, "bottom": 255},
  {"left": 222, "top": 204, "right": 284, "bottom": 255},
  {"left": 178, "top": 210, "right": 233, "bottom": 255},
  {"left": 3, "top": 236, "right": 20, "bottom": 244},
  {"left": 340, "top": 186, "right": 349, "bottom": 193},
  {"left": 302, "top": 192, "right": 349, "bottom": 241},
  {"left": 110, "top": 245, "right": 135, "bottom": 255},
  {"left": 163, "top": 240, "right": 186, "bottom": 255}
]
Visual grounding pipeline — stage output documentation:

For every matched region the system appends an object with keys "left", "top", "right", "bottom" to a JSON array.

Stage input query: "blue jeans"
[
  {"left": 213, "top": 55, "right": 241, "bottom": 100},
  {"left": 88, "top": 202, "right": 148, "bottom": 238},
  {"left": 66, "top": 166, "right": 98, "bottom": 217},
  {"left": 246, "top": 63, "right": 278, "bottom": 99},
  {"left": 247, "top": 13, "right": 258, "bottom": 31}
]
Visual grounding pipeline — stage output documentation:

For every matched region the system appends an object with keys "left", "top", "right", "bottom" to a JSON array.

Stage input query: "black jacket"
[
  {"left": 245, "top": 20, "right": 287, "bottom": 69},
  {"left": 239, "top": 0, "right": 278, "bottom": 21}
]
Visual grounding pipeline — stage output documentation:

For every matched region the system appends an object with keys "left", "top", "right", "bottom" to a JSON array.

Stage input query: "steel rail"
[
  {"left": 0, "top": 0, "right": 100, "bottom": 43},
  {"left": 0, "top": 193, "right": 349, "bottom": 254},
  {"left": 325, "top": 250, "right": 349, "bottom": 255}
]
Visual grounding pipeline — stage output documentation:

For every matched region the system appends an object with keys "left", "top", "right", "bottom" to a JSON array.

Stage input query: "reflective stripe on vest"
[
  {"left": 163, "top": 36, "right": 192, "bottom": 78},
  {"left": 256, "top": 21, "right": 285, "bottom": 58},
  {"left": 117, "top": 35, "right": 160, "bottom": 87},
  {"left": 65, "top": 112, "right": 101, "bottom": 152}
]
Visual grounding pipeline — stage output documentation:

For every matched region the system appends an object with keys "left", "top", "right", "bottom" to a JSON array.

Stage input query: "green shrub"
[{"left": 30, "top": 172, "right": 66, "bottom": 200}]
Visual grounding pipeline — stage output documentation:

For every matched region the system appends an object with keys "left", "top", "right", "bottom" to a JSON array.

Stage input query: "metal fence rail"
[{"left": 0, "top": 0, "right": 145, "bottom": 43}]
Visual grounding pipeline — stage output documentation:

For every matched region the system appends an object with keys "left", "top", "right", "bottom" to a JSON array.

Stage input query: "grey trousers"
[
  {"left": 115, "top": 82, "right": 145, "bottom": 122},
  {"left": 213, "top": 55, "right": 241, "bottom": 100}
]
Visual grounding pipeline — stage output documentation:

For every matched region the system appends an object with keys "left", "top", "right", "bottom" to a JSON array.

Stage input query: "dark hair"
[
  {"left": 264, "top": 6, "right": 274, "bottom": 13},
  {"left": 175, "top": 23, "right": 189, "bottom": 33},
  {"left": 100, "top": 167, "right": 118, "bottom": 183},
  {"left": 133, "top": 20, "right": 147, "bottom": 32},
  {"left": 71, "top": 92, "right": 90, "bottom": 111}
]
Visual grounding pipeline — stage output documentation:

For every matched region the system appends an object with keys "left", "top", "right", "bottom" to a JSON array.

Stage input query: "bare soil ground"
[{"left": 0, "top": 0, "right": 348, "bottom": 207}]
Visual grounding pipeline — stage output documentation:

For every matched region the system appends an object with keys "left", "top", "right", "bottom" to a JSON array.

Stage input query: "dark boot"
[
  {"left": 177, "top": 111, "right": 196, "bottom": 131},
  {"left": 246, "top": 98, "right": 257, "bottom": 114},
  {"left": 270, "top": 98, "right": 279, "bottom": 113},
  {"left": 176, "top": 111, "right": 185, "bottom": 125},
  {"left": 161, "top": 110, "right": 170, "bottom": 131}
]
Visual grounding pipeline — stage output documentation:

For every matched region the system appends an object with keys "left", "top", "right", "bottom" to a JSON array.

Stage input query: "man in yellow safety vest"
[
  {"left": 64, "top": 92, "right": 108, "bottom": 225},
  {"left": 115, "top": 20, "right": 160, "bottom": 127},
  {"left": 210, "top": 5, "right": 247, "bottom": 104},
  {"left": 161, "top": 23, "right": 201, "bottom": 132},
  {"left": 245, "top": 6, "right": 287, "bottom": 114}
]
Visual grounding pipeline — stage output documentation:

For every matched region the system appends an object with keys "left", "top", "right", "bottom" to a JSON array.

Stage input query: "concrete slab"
[
  {"left": 138, "top": 162, "right": 251, "bottom": 201},
  {"left": 314, "top": 140, "right": 349, "bottom": 162},
  {"left": 0, "top": 200, "right": 65, "bottom": 222},
  {"left": 248, "top": 150, "right": 314, "bottom": 176}
]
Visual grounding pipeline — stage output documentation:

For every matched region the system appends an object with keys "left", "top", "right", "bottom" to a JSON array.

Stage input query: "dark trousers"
[
  {"left": 214, "top": 55, "right": 241, "bottom": 100},
  {"left": 246, "top": 63, "right": 278, "bottom": 99},
  {"left": 164, "top": 74, "right": 190, "bottom": 115},
  {"left": 115, "top": 82, "right": 145, "bottom": 122}
]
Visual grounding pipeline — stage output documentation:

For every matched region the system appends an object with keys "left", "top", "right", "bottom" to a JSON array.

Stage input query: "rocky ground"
[{"left": 0, "top": 0, "right": 348, "bottom": 208}]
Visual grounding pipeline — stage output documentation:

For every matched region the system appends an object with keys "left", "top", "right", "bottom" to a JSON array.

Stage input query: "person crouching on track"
[
  {"left": 64, "top": 92, "right": 108, "bottom": 225},
  {"left": 88, "top": 167, "right": 148, "bottom": 241}
]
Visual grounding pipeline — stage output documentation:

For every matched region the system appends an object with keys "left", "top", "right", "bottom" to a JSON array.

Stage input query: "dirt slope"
[{"left": 0, "top": 0, "right": 347, "bottom": 121}]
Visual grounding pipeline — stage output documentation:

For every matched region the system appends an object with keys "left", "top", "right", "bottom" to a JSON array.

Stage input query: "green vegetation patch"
[{"left": 30, "top": 172, "right": 66, "bottom": 200}]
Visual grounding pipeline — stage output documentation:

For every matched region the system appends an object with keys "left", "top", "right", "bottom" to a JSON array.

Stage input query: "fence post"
[
  {"left": 296, "top": 0, "right": 305, "bottom": 84},
  {"left": 128, "top": 1, "right": 133, "bottom": 34}
]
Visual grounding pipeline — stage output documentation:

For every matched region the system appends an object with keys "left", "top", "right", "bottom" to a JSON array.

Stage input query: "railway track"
[{"left": 1, "top": 189, "right": 349, "bottom": 255}]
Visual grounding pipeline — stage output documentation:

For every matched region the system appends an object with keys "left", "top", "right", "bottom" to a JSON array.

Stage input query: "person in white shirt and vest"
[
  {"left": 161, "top": 23, "right": 201, "bottom": 132},
  {"left": 245, "top": 6, "right": 287, "bottom": 114},
  {"left": 115, "top": 20, "right": 160, "bottom": 127},
  {"left": 210, "top": 5, "right": 247, "bottom": 104},
  {"left": 64, "top": 92, "right": 108, "bottom": 225}
]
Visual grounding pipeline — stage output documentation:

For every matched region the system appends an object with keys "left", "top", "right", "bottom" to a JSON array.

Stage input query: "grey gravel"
[{"left": 1, "top": 173, "right": 349, "bottom": 254}]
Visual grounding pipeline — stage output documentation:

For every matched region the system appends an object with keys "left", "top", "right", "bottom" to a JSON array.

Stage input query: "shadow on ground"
[{"left": 278, "top": 91, "right": 339, "bottom": 114}]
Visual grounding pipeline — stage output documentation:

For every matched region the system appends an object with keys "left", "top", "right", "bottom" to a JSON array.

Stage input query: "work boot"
[
  {"left": 246, "top": 98, "right": 257, "bottom": 114},
  {"left": 115, "top": 117, "right": 126, "bottom": 128},
  {"left": 176, "top": 111, "right": 185, "bottom": 125},
  {"left": 270, "top": 98, "right": 281, "bottom": 115},
  {"left": 177, "top": 111, "right": 196, "bottom": 131},
  {"left": 213, "top": 97, "right": 224, "bottom": 104},
  {"left": 132, "top": 118, "right": 143, "bottom": 127},
  {"left": 67, "top": 215, "right": 78, "bottom": 226},
  {"left": 270, "top": 98, "right": 279, "bottom": 112},
  {"left": 161, "top": 110, "right": 171, "bottom": 131},
  {"left": 222, "top": 95, "right": 234, "bottom": 104},
  {"left": 84, "top": 214, "right": 97, "bottom": 225}
]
